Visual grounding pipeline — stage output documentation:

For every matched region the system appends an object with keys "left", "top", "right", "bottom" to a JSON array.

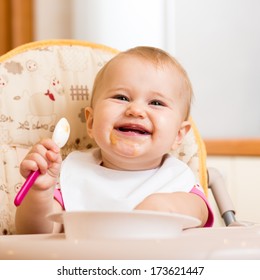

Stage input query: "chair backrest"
[{"left": 0, "top": 40, "right": 207, "bottom": 234}]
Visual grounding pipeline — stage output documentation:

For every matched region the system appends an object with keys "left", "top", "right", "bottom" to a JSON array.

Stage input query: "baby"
[{"left": 15, "top": 46, "right": 213, "bottom": 233}]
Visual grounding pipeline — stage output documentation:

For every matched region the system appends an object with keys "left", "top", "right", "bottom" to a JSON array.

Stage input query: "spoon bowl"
[{"left": 52, "top": 117, "right": 70, "bottom": 148}]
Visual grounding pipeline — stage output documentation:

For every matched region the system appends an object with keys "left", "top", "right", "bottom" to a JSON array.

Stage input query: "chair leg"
[{"left": 207, "top": 167, "right": 237, "bottom": 226}]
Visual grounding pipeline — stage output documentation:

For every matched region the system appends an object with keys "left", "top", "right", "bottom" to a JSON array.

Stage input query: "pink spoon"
[{"left": 14, "top": 118, "right": 70, "bottom": 206}]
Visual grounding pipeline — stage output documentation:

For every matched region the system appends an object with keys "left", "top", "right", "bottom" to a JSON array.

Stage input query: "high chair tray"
[{"left": 1, "top": 225, "right": 260, "bottom": 259}]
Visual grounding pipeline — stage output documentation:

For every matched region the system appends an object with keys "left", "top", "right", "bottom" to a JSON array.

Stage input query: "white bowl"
[{"left": 47, "top": 210, "right": 200, "bottom": 240}]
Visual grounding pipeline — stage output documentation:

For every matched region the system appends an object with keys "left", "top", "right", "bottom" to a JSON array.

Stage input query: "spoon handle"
[{"left": 14, "top": 170, "right": 41, "bottom": 206}]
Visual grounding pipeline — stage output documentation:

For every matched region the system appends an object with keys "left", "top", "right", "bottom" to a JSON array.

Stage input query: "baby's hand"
[{"left": 20, "top": 138, "right": 62, "bottom": 191}]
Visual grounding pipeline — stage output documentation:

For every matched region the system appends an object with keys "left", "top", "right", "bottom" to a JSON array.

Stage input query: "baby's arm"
[
  {"left": 134, "top": 192, "right": 210, "bottom": 227},
  {"left": 15, "top": 139, "right": 63, "bottom": 234}
]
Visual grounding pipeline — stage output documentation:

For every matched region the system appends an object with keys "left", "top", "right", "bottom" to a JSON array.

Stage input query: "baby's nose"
[{"left": 125, "top": 101, "right": 146, "bottom": 118}]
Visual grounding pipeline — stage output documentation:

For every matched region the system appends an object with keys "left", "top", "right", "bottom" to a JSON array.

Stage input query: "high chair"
[{"left": 0, "top": 40, "right": 236, "bottom": 235}]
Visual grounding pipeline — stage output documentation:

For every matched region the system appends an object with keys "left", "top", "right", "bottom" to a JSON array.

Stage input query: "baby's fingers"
[
  {"left": 20, "top": 152, "right": 48, "bottom": 177},
  {"left": 46, "top": 149, "right": 62, "bottom": 164},
  {"left": 32, "top": 138, "right": 60, "bottom": 154},
  {"left": 20, "top": 158, "right": 39, "bottom": 178},
  {"left": 20, "top": 139, "right": 61, "bottom": 177}
]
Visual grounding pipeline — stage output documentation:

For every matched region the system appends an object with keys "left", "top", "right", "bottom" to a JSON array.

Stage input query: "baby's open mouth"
[{"left": 115, "top": 125, "right": 151, "bottom": 135}]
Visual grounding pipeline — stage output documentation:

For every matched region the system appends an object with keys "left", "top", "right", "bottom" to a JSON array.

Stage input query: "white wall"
[
  {"left": 173, "top": 0, "right": 260, "bottom": 139},
  {"left": 72, "top": 0, "right": 166, "bottom": 51}
]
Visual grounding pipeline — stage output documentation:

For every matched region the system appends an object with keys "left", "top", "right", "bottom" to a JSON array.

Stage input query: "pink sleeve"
[
  {"left": 190, "top": 184, "right": 214, "bottom": 227},
  {"left": 54, "top": 188, "right": 65, "bottom": 210}
]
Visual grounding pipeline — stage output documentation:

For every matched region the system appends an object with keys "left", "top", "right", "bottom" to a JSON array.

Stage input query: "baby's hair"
[{"left": 91, "top": 46, "right": 193, "bottom": 120}]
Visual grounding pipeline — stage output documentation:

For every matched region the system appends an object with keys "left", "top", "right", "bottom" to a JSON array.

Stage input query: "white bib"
[{"left": 60, "top": 148, "right": 197, "bottom": 211}]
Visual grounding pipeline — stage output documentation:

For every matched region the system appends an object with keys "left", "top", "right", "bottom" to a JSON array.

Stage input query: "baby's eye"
[
  {"left": 149, "top": 100, "right": 166, "bottom": 106},
  {"left": 113, "top": 94, "right": 129, "bottom": 102}
]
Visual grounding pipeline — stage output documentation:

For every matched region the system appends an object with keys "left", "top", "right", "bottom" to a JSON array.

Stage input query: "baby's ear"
[
  {"left": 171, "top": 121, "right": 191, "bottom": 150},
  {"left": 85, "top": 107, "right": 94, "bottom": 138}
]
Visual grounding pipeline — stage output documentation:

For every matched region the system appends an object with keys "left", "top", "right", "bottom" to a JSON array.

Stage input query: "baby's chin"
[
  {"left": 109, "top": 130, "right": 150, "bottom": 157},
  {"left": 101, "top": 145, "right": 162, "bottom": 171},
  {"left": 111, "top": 140, "right": 142, "bottom": 158}
]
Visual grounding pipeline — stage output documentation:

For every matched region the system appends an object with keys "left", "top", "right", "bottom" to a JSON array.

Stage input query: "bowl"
[{"left": 47, "top": 210, "right": 200, "bottom": 240}]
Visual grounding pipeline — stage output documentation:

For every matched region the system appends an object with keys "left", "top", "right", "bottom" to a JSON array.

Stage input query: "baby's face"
[{"left": 86, "top": 55, "right": 190, "bottom": 170}]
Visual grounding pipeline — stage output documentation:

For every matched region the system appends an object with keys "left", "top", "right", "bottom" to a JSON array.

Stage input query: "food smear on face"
[{"left": 110, "top": 130, "right": 148, "bottom": 157}]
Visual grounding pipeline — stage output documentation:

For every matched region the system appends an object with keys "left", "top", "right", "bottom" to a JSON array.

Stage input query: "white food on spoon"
[{"left": 52, "top": 117, "right": 70, "bottom": 148}]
